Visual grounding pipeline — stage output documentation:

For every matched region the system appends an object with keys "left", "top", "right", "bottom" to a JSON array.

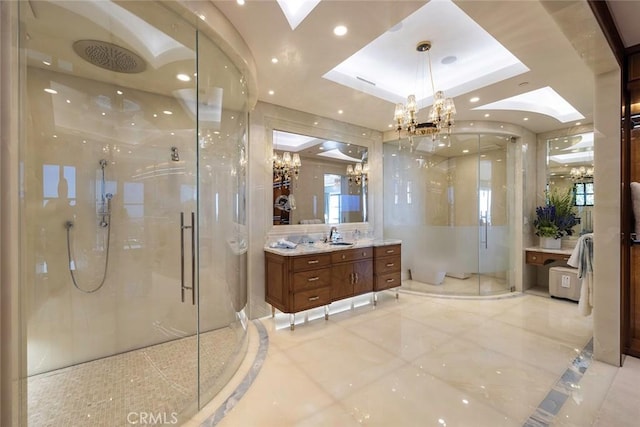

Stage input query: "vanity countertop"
[
  {"left": 524, "top": 246, "right": 574, "bottom": 255},
  {"left": 264, "top": 238, "right": 401, "bottom": 256}
]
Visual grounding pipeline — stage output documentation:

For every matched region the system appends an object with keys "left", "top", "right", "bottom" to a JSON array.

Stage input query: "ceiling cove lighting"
[
  {"left": 393, "top": 41, "right": 456, "bottom": 149},
  {"left": 473, "top": 86, "right": 585, "bottom": 123}
]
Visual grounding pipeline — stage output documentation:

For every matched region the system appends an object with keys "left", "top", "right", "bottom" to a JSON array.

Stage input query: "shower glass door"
[
  {"left": 477, "top": 134, "right": 510, "bottom": 295},
  {"left": 383, "top": 132, "right": 512, "bottom": 296},
  {"left": 21, "top": 1, "right": 248, "bottom": 425}
]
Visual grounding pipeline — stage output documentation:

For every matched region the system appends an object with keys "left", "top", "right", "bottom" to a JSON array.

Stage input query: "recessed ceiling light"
[
  {"left": 237, "top": 0, "right": 245, "bottom": 5},
  {"left": 470, "top": 97, "right": 480, "bottom": 103},
  {"left": 177, "top": 73, "right": 191, "bottom": 82},
  {"left": 44, "top": 88, "right": 57, "bottom": 94},
  {"left": 314, "top": 122, "right": 319, "bottom": 125},
  {"left": 484, "top": 113, "right": 490, "bottom": 118},
  {"left": 334, "top": 25, "right": 348, "bottom": 36},
  {"left": 523, "top": 117, "right": 529, "bottom": 121},
  {"left": 338, "top": 109, "right": 343, "bottom": 114},
  {"left": 462, "top": 149, "right": 469, "bottom": 153},
  {"left": 388, "top": 124, "right": 393, "bottom": 128},
  {"left": 42, "top": 60, "right": 51, "bottom": 66},
  {"left": 153, "top": 113, "right": 158, "bottom": 118},
  {"left": 116, "top": 90, "right": 123, "bottom": 95},
  {"left": 163, "top": 110, "right": 173, "bottom": 115},
  {"left": 438, "top": 143, "right": 446, "bottom": 147},
  {"left": 66, "top": 99, "right": 71, "bottom": 104},
  {"left": 271, "top": 57, "right": 279, "bottom": 64},
  {"left": 268, "top": 90, "right": 275, "bottom": 95},
  {"left": 575, "top": 122, "right": 582, "bottom": 125}
]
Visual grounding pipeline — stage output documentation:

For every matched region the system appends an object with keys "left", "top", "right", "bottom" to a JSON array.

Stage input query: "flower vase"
[{"left": 540, "top": 236, "right": 561, "bottom": 249}]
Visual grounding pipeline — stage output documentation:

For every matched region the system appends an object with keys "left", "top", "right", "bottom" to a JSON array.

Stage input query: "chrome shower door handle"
[
  {"left": 190, "top": 212, "right": 196, "bottom": 306},
  {"left": 180, "top": 212, "right": 196, "bottom": 305},
  {"left": 180, "top": 212, "right": 186, "bottom": 303}
]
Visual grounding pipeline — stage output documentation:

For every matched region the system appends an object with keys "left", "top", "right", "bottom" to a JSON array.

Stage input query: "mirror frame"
[
  {"left": 537, "top": 124, "right": 595, "bottom": 238},
  {"left": 263, "top": 114, "right": 381, "bottom": 234},
  {"left": 271, "top": 130, "right": 369, "bottom": 226}
]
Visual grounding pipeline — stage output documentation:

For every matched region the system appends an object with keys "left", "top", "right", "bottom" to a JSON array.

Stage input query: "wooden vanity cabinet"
[
  {"left": 330, "top": 247, "right": 373, "bottom": 300},
  {"left": 265, "top": 243, "right": 400, "bottom": 328},
  {"left": 374, "top": 244, "right": 402, "bottom": 292},
  {"left": 265, "top": 252, "right": 332, "bottom": 314}
]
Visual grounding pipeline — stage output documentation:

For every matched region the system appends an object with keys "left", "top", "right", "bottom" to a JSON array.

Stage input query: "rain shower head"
[{"left": 73, "top": 40, "right": 146, "bottom": 74}]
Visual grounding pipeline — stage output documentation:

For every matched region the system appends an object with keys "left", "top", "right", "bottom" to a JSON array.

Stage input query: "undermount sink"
[{"left": 329, "top": 242, "right": 354, "bottom": 246}]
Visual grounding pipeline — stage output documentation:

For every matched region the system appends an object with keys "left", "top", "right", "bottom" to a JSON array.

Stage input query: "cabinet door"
[
  {"left": 331, "top": 262, "right": 353, "bottom": 301},
  {"left": 353, "top": 260, "right": 373, "bottom": 295}
]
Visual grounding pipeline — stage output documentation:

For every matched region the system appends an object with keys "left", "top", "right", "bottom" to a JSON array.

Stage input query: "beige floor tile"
[
  {"left": 344, "top": 311, "right": 452, "bottom": 361},
  {"left": 283, "top": 326, "right": 406, "bottom": 399},
  {"left": 338, "top": 364, "right": 518, "bottom": 426},
  {"left": 496, "top": 296, "right": 593, "bottom": 348},
  {"left": 554, "top": 359, "right": 619, "bottom": 427},
  {"left": 592, "top": 356, "right": 640, "bottom": 427},
  {"left": 462, "top": 318, "right": 584, "bottom": 375},
  {"left": 410, "top": 337, "right": 558, "bottom": 423},
  {"left": 217, "top": 349, "right": 335, "bottom": 426}
]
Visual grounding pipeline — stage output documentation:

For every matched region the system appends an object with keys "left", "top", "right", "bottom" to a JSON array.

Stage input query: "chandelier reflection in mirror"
[
  {"left": 272, "top": 151, "right": 301, "bottom": 188},
  {"left": 393, "top": 41, "right": 456, "bottom": 150},
  {"left": 347, "top": 162, "right": 368, "bottom": 185},
  {"left": 570, "top": 166, "right": 594, "bottom": 181}
]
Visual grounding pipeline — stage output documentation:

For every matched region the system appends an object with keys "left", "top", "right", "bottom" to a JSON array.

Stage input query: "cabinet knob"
[
  {"left": 386, "top": 263, "right": 394, "bottom": 267},
  {"left": 386, "top": 278, "right": 395, "bottom": 283},
  {"left": 308, "top": 296, "right": 320, "bottom": 301},
  {"left": 308, "top": 259, "right": 319, "bottom": 264},
  {"left": 308, "top": 277, "right": 319, "bottom": 282},
  {"left": 342, "top": 254, "right": 346, "bottom": 260},
  {"left": 362, "top": 252, "right": 367, "bottom": 256},
  {"left": 532, "top": 256, "right": 537, "bottom": 260},
  {"left": 386, "top": 249, "right": 394, "bottom": 254}
]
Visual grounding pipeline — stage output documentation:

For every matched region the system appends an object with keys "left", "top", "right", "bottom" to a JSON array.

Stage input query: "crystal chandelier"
[
  {"left": 393, "top": 41, "right": 456, "bottom": 148},
  {"left": 346, "top": 162, "right": 369, "bottom": 185},
  {"left": 570, "top": 166, "right": 594, "bottom": 181},
  {"left": 272, "top": 151, "right": 301, "bottom": 187}
]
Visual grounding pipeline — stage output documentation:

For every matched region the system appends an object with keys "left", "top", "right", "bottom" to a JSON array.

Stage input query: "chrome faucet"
[{"left": 329, "top": 226, "right": 340, "bottom": 242}]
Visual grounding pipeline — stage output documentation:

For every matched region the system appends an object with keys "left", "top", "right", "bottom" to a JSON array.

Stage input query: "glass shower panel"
[
  {"left": 22, "top": 1, "right": 200, "bottom": 424},
  {"left": 478, "top": 134, "right": 510, "bottom": 295},
  {"left": 383, "top": 132, "right": 513, "bottom": 296},
  {"left": 195, "top": 31, "right": 249, "bottom": 406}
]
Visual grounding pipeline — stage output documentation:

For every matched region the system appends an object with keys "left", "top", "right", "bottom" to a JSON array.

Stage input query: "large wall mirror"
[
  {"left": 546, "top": 131, "right": 594, "bottom": 234},
  {"left": 271, "top": 130, "right": 368, "bottom": 225}
]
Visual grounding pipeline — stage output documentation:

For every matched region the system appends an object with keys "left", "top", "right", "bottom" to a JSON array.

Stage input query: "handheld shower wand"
[{"left": 65, "top": 159, "right": 113, "bottom": 293}]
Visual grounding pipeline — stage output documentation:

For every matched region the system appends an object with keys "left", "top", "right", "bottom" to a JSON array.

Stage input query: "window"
[{"left": 574, "top": 182, "right": 594, "bottom": 206}]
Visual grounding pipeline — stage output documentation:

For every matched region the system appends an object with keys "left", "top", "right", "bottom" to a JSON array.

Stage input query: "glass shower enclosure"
[
  {"left": 384, "top": 133, "right": 514, "bottom": 296},
  {"left": 20, "top": 1, "right": 248, "bottom": 424}
]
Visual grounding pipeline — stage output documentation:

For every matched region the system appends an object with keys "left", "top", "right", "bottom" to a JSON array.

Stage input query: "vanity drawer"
[
  {"left": 374, "top": 271, "right": 401, "bottom": 291},
  {"left": 331, "top": 247, "right": 372, "bottom": 263},
  {"left": 525, "top": 250, "right": 570, "bottom": 266},
  {"left": 374, "top": 244, "right": 401, "bottom": 257},
  {"left": 292, "top": 269, "right": 331, "bottom": 292},
  {"left": 374, "top": 255, "right": 401, "bottom": 274},
  {"left": 292, "top": 287, "right": 331, "bottom": 311},
  {"left": 292, "top": 254, "right": 331, "bottom": 271}
]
